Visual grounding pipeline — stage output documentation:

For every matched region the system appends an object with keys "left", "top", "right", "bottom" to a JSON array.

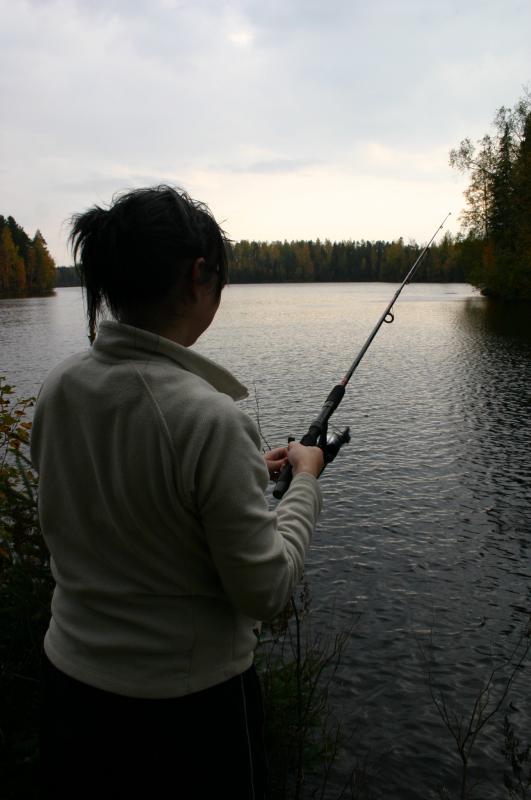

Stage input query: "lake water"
[{"left": 1, "top": 284, "right": 530, "bottom": 799}]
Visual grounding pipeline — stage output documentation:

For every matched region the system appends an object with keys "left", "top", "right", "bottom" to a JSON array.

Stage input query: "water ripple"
[{"left": 2, "top": 284, "right": 530, "bottom": 800}]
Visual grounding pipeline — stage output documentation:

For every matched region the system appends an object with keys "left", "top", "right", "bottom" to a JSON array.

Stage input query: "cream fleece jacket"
[{"left": 30, "top": 321, "right": 322, "bottom": 698}]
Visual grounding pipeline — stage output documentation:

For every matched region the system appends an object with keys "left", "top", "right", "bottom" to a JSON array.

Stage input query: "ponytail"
[{"left": 69, "top": 206, "right": 114, "bottom": 344}]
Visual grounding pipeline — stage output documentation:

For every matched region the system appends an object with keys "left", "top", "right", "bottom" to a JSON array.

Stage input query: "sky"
[{"left": 1, "top": 0, "right": 530, "bottom": 265}]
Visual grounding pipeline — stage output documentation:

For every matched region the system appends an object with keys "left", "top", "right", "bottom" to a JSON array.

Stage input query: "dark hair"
[{"left": 69, "top": 185, "right": 229, "bottom": 342}]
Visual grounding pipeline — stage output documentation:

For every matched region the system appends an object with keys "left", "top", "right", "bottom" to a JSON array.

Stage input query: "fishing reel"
[
  {"left": 287, "top": 423, "right": 351, "bottom": 465},
  {"left": 322, "top": 425, "right": 351, "bottom": 464},
  {"left": 275, "top": 385, "right": 351, "bottom": 500},
  {"left": 276, "top": 424, "right": 350, "bottom": 500}
]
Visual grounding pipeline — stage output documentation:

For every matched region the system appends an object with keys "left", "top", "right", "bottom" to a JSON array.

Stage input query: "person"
[{"left": 30, "top": 185, "right": 324, "bottom": 799}]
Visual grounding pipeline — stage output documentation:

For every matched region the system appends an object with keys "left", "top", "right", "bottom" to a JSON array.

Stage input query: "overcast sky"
[{"left": 1, "top": 0, "right": 530, "bottom": 265}]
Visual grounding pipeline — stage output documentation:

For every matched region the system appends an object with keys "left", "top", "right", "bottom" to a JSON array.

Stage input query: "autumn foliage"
[{"left": 0, "top": 216, "right": 56, "bottom": 297}]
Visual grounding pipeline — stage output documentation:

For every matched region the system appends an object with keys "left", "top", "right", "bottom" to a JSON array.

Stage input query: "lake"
[{"left": 1, "top": 283, "right": 530, "bottom": 799}]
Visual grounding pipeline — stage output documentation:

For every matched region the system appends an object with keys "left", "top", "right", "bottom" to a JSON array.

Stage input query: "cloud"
[
  {"left": 356, "top": 142, "right": 452, "bottom": 180},
  {"left": 0, "top": 0, "right": 529, "bottom": 264},
  {"left": 56, "top": 173, "right": 171, "bottom": 196},
  {"left": 223, "top": 158, "right": 318, "bottom": 175},
  {"left": 185, "top": 161, "right": 465, "bottom": 248}
]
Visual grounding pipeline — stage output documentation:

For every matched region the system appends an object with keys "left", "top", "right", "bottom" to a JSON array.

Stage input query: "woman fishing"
[{"left": 30, "top": 185, "right": 323, "bottom": 799}]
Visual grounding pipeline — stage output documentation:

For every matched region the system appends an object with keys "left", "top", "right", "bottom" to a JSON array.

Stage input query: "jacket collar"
[{"left": 92, "top": 321, "right": 249, "bottom": 401}]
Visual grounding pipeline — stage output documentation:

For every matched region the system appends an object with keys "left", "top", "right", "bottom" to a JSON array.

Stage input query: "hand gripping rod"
[{"left": 273, "top": 212, "right": 451, "bottom": 500}]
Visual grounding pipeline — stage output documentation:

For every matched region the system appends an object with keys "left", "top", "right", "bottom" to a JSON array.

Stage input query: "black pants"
[{"left": 40, "top": 652, "right": 268, "bottom": 799}]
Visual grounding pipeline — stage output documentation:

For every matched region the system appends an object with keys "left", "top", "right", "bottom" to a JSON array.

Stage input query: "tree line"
[
  {"left": 54, "top": 234, "right": 469, "bottom": 287},
  {"left": 2, "top": 215, "right": 513, "bottom": 296},
  {"left": 0, "top": 216, "right": 56, "bottom": 297},
  {"left": 226, "top": 235, "right": 466, "bottom": 283},
  {"left": 450, "top": 90, "right": 531, "bottom": 300}
]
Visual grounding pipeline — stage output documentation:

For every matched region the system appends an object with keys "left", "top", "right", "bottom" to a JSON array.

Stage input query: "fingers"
[
  {"left": 267, "top": 442, "right": 323, "bottom": 481},
  {"left": 264, "top": 447, "right": 289, "bottom": 481},
  {"left": 287, "top": 442, "right": 324, "bottom": 478},
  {"left": 266, "top": 446, "right": 289, "bottom": 460}
]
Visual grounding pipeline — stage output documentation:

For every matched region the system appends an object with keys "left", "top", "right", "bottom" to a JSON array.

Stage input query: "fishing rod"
[{"left": 273, "top": 212, "right": 452, "bottom": 500}]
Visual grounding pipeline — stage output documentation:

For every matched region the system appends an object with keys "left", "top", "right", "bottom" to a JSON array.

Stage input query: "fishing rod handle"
[
  {"left": 272, "top": 431, "right": 318, "bottom": 500},
  {"left": 272, "top": 463, "right": 293, "bottom": 500},
  {"left": 272, "top": 384, "right": 344, "bottom": 499}
]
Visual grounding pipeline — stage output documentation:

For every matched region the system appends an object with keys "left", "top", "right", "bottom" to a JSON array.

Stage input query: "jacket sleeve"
[{"left": 191, "top": 394, "right": 322, "bottom": 621}]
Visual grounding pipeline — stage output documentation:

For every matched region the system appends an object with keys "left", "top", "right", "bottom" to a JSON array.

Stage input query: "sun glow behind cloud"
[{"left": 227, "top": 29, "right": 255, "bottom": 47}]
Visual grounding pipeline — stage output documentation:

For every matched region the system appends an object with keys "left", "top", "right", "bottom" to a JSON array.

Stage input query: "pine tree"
[
  {"left": 30, "top": 230, "right": 56, "bottom": 293},
  {"left": 0, "top": 227, "right": 26, "bottom": 295},
  {"left": 7, "top": 216, "right": 32, "bottom": 264},
  {"left": 511, "top": 112, "right": 531, "bottom": 298},
  {"left": 489, "top": 123, "right": 515, "bottom": 250}
]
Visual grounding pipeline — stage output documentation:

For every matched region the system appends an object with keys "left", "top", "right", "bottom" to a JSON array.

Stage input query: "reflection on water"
[
  {"left": 1, "top": 284, "right": 530, "bottom": 799},
  {"left": 462, "top": 295, "right": 531, "bottom": 344}
]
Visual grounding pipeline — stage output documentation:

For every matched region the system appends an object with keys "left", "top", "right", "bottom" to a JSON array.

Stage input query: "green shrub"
[{"left": 0, "top": 377, "right": 53, "bottom": 798}]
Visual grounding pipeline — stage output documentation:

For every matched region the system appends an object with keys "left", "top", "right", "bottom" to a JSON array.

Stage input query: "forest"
[
  {"left": 0, "top": 216, "right": 56, "bottom": 297},
  {"left": 6, "top": 217, "right": 471, "bottom": 295},
  {"left": 53, "top": 234, "right": 467, "bottom": 287},
  {"left": 225, "top": 234, "right": 466, "bottom": 283},
  {"left": 450, "top": 91, "right": 531, "bottom": 300}
]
